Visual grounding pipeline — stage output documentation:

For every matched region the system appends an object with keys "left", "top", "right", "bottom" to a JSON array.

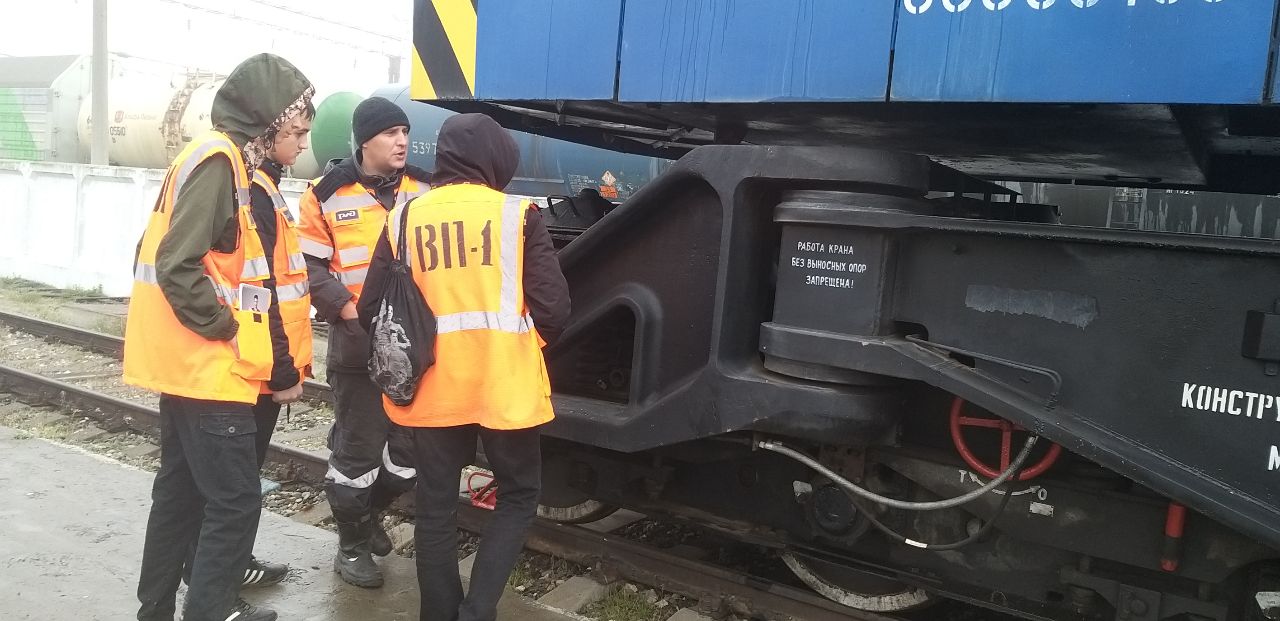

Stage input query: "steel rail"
[
  {"left": 0, "top": 362, "right": 329, "bottom": 482},
  {"left": 0, "top": 309, "right": 335, "bottom": 404}
]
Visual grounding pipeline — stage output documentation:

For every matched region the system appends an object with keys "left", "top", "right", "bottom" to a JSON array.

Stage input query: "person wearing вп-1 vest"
[
  {"left": 123, "top": 53, "right": 313, "bottom": 621},
  {"left": 358, "top": 112, "right": 571, "bottom": 621},
  {"left": 295, "top": 97, "right": 429, "bottom": 588}
]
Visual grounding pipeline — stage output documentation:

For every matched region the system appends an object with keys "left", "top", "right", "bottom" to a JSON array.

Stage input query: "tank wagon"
[{"left": 0, "top": 54, "right": 668, "bottom": 194}]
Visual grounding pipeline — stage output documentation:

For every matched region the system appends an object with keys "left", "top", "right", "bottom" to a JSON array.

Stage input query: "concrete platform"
[{"left": 0, "top": 425, "right": 574, "bottom": 621}]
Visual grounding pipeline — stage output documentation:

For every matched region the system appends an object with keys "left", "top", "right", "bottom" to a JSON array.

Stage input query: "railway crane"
[{"left": 410, "top": 1, "right": 1280, "bottom": 619}]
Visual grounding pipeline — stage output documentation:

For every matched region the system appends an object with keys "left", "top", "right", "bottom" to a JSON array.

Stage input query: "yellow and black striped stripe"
[{"left": 411, "top": 0, "right": 477, "bottom": 100}]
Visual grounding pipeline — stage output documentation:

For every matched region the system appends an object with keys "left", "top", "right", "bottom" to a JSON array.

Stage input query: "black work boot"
[
  {"left": 370, "top": 513, "right": 393, "bottom": 557},
  {"left": 221, "top": 598, "right": 277, "bottom": 621},
  {"left": 242, "top": 555, "right": 289, "bottom": 588},
  {"left": 334, "top": 519, "right": 384, "bottom": 588}
]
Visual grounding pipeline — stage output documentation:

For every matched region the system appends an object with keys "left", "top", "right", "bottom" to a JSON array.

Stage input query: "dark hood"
[
  {"left": 430, "top": 113, "right": 519, "bottom": 191},
  {"left": 212, "top": 53, "right": 312, "bottom": 147}
]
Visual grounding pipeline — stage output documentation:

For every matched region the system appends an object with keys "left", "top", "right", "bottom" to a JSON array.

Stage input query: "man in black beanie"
[{"left": 296, "top": 97, "right": 431, "bottom": 588}]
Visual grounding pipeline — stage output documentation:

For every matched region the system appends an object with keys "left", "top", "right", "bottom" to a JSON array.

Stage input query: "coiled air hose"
[
  {"left": 758, "top": 436, "right": 1037, "bottom": 511},
  {"left": 763, "top": 335, "right": 1062, "bottom": 550},
  {"left": 759, "top": 436, "right": 1037, "bottom": 550}
]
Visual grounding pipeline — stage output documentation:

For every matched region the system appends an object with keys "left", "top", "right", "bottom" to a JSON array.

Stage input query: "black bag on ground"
[{"left": 367, "top": 205, "right": 436, "bottom": 406}]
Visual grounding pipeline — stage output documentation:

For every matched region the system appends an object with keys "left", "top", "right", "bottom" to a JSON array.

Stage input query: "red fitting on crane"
[
  {"left": 1161, "top": 502, "right": 1187, "bottom": 572},
  {"left": 948, "top": 397, "right": 1062, "bottom": 481}
]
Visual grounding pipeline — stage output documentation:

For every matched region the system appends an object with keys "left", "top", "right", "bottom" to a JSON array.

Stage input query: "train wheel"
[
  {"left": 781, "top": 552, "right": 935, "bottom": 612},
  {"left": 538, "top": 453, "right": 619, "bottom": 524}
]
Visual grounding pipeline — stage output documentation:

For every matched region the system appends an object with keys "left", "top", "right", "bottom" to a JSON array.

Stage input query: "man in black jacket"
[
  {"left": 296, "top": 98, "right": 431, "bottom": 588},
  {"left": 236, "top": 97, "right": 316, "bottom": 587}
]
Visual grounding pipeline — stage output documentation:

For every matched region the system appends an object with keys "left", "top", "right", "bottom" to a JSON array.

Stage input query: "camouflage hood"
[{"left": 212, "top": 53, "right": 313, "bottom": 168}]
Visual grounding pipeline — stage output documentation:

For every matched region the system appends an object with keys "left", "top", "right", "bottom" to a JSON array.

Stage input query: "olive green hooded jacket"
[{"left": 152, "top": 53, "right": 312, "bottom": 340}]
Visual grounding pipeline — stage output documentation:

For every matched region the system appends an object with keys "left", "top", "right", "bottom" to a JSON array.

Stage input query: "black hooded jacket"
[{"left": 358, "top": 113, "right": 571, "bottom": 346}]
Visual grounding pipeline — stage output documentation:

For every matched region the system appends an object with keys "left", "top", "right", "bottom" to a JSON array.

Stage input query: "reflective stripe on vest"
[
  {"left": 133, "top": 135, "right": 253, "bottom": 292},
  {"left": 435, "top": 311, "right": 533, "bottom": 335},
  {"left": 134, "top": 262, "right": 158, "bottom": 286},
  {"left": 320, "top": 192, "right": 371, "bottom": 214},
  {"left": 287, "top": 251, "right": 306, "bottom": 272},
  {"left": 320, "top": 189, "right": 381, "bottom": 281},
  {"left": 252, "top": 168, "right": 299, "bottom": 229},
  {"left": 498, "top": 195, "right": 522, "bottom": 317},
  {"left": 135, "top": 260, "right": 237, "bottom": 304},
  {"left": 275, "top": 280, "right": 310, "bottom": 302},
  {"left": 250, "top": 170, "right": 311, "bottom": 299},
  {"left": 335, "top": 267, "right": 368, "bottom": 286},
  {"left": 321, "top": 187, "right": 427, "bottom": 214},
  {"left": 299, "top": 236, "right": 334, "bottom": 259},
  {"left": 337, "top": 246, "right": 370, "bottom": 265},
  {"left": 241, "top": 255, "right": 271, "bottom": 280}
]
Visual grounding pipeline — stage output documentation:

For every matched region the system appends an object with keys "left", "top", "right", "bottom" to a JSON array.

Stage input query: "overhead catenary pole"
[{"left": 90, "top": 0, "right": 109, "bottom": 165}]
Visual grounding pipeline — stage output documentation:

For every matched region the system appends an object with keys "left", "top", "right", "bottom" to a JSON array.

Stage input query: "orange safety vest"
[
  {"left": 382, "top": 183, "right": 554, "bottom": 430},
  {"left": 296, "top": 175, "right": 427, "bottom": 304},
  {"left": 251, "top": 168, "right": 314, "bottom": 388},
  {"left": 123, "top": 131, "right": 274, "bottom": 404}
]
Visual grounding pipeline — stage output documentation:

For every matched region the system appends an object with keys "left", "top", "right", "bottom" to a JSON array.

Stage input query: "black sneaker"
[
  {"left": 242, "top": 556, "right": 289, "bottom": 588},
  {"left": 223, "top": 598, "right": 277, "bottom": 621}
]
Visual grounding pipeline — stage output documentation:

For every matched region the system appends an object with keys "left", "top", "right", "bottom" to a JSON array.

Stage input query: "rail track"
[
  {"left": 0, "top": 309, "right": 335, "bottom": 403},
  {"left": 0, "top": 309, "right": 904, "bottom": 621}
]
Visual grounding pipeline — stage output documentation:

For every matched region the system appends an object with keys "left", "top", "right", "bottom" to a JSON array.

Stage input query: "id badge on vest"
[{"left": 229, "top": 283, "right": 273, "bottom": 381}]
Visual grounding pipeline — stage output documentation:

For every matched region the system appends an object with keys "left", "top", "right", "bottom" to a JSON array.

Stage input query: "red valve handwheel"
[{"left": 948, "top": 396, "right": 1061, "bottom": 481}]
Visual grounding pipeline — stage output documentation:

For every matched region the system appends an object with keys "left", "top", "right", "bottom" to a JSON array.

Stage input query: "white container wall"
[{"left": 0, "top": 160, "right": 308, "bottom": 297}]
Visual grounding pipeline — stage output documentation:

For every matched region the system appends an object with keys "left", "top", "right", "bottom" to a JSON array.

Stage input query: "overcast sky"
[{"left": 2, "top": 0, "right": 414, "bottom": 97}]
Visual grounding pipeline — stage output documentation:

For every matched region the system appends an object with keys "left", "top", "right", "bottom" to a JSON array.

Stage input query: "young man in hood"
[
  {"left": 226, "top": 94, "right": 318, "bottom": 589},
  {"left": 125, "top": 53, "right": 313, "bottom": 621},
  {"left": 296, "top": 97, "right": 430, "bottom": 588},
  {"left": 358, "top": 113, "right": 571, "bottom": 621}
]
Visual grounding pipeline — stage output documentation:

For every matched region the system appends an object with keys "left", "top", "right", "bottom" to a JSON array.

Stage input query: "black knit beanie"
[{"left": 352, "top": 97, "right": 410, "bottom": 150}]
